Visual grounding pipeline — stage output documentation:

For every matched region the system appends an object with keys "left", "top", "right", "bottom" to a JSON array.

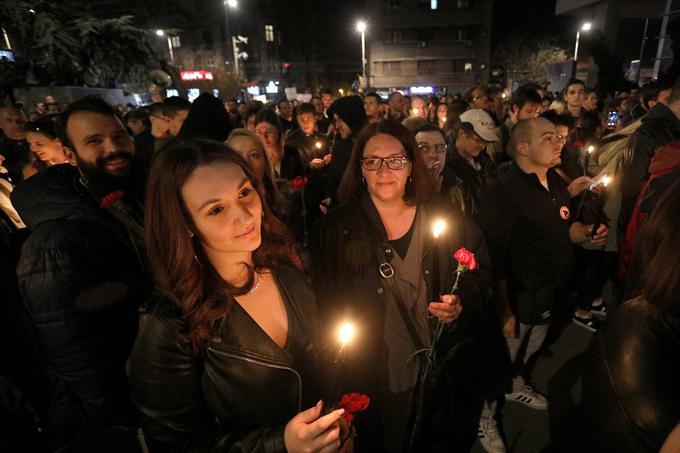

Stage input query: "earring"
[{"left": 408, "top": 176, "right": 412, "bottom": 184}]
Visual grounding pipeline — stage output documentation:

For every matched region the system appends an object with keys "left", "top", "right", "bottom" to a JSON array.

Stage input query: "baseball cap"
[{"left": 459, "top": 109, "right": 498, "bottom": 142}]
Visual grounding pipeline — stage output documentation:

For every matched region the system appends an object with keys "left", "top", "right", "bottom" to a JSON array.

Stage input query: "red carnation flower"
[
  {"left": 290, "top": 176, "right": 308, "bottom": 190},
  {"left": 339, "top": 393, "right": 370, "bottom": 424},
  {"left": 573, "top": 140, "right": 584, "bottom": 150},
  {"left": 453, "top": 247, "right": 478, "bottom": 271},
  {"left": 100, "top": 190, "right": 125, "bottom": 209}
]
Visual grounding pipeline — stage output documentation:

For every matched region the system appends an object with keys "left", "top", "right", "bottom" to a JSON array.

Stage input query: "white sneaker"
[
  {"left": 505, "top": 384, "right": 548, "bottom": 410},
  {"left": 477, "top": 415, "right": 507, "bottom": 453}
]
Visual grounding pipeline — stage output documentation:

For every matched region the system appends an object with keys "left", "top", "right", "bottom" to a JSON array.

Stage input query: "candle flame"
[
  {"left": 338, "top": 322, "right": 355, "bottom": 346},
  {"left": 603, "top": 176, "right": 611, "bottom": 187},
  {"left": 587, "top": 145, "right": 595, "bottom": 154},
  {"left": 432, "top": 219, "right": 446, "bottom": 239},
  {"left": 315, "top": 141, "right": 322, "bottom": 149}
]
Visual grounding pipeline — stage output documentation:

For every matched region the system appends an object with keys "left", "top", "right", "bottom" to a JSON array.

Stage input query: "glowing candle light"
[{"left": 431, "top": 219, "right": 446, "bottom": 299}]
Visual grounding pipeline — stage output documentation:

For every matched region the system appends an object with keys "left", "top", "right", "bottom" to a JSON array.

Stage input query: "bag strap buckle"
[{"left": 379, "top": 263, "right": 395, "bottom": 279}]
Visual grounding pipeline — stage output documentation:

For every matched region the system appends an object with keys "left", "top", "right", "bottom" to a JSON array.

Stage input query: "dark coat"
[
  {"left": 620, "top": 102, "right": 680, "bottom": 232},
  {"left": 441, "top": 146, "right": 497, "bottom": 220},
  {"left": 127, "top": 266, "right": 321, "bottom": 453},
  {"left": 311, "top": 194, "right": 496, "bottom": 452},
  {"left": 11, "top": 164, "right": 144, "bottom": 445},
  {"left": 580, "top": 298, "right": 680, "bottom": 452}
]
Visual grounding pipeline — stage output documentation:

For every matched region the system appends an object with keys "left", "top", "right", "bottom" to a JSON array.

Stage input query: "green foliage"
[{"left": 0, "top": 0, "right": 162, "bottom": 87}]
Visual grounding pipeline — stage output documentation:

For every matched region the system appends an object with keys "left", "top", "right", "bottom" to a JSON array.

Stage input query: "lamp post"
[
  {"left": 155, "top": 29, "right": 174, "bottom": 64},
  {"left": 223, "top": 0, "right": 238, "bottom": 73},
  {"left": 572, "top": 22, "right": 592, "bottom": 79},
  {"left": 356, "top": 21, "right": 367, "bottom": 91}
]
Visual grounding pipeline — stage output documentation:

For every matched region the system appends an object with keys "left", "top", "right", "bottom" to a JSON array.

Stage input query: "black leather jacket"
[
  {"left": 127, "top": 266, "right": 321, "bottom": 453},
  {"left": 580, "top": 298, "right": 680, "bottom": 451}
]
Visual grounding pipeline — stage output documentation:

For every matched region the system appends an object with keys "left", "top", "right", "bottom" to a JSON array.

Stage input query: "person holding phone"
[{"left": 128, "top": 140, "right": 344, "bottom": 453}]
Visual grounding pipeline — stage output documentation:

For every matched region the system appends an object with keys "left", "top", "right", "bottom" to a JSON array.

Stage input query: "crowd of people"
[{"left": 0, "top": 76, "right": 679, "bottom": 453}]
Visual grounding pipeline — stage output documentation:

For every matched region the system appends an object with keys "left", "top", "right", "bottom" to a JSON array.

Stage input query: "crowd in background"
[{"left": 0, "top": 75, "right": 679, "bottom": 453}]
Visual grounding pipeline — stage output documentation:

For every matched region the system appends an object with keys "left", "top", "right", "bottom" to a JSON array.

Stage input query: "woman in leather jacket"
[
  {"left": 580, "top": 178, "right": 680, "bottom": 451},
  {"left": 311, "top": 120, "right": 491, "bottom": 452},
  {"left": 127, "top": 140, "right": 344, "bottom": 453}
]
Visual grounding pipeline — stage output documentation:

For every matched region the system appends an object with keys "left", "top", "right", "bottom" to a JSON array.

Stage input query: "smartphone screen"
[{"left": 607, "top": 111, "right": 619, "bottom": 128}]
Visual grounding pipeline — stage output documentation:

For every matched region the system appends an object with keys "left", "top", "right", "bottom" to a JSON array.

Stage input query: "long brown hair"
[
  {"left": 640, "top": 177, "right": 680, "bottom": 317},
  {"left": 145, "top": 139, "right": 293, "bottom": 354},
  {"left": 337, "top": 119, "right": 433, "bottom": 206}
]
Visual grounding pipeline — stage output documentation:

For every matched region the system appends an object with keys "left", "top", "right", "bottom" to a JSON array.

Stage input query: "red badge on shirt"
[{"left": 560, "top": 206, "right": 570, "bottom": 220}]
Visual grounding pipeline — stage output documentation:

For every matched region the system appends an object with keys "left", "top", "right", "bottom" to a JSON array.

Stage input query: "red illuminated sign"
[{"left": 180, "top": 71, "right": 214, "bottom": 81}]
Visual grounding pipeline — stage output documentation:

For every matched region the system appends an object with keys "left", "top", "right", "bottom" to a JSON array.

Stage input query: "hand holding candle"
[{"left": 590, "top": 176, "right": 611, "bottom": 238}]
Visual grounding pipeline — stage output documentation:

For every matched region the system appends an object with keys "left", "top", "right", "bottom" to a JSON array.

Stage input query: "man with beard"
[
  {"left": 11, "top": 96, "right": 146, "bottom": 449},
  {"left": 0, "top": 105, "right": 32, "bottom": 183}
]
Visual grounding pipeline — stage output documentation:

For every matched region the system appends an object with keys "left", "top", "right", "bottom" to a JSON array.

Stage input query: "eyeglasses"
[
  {"left": 360, "top": 155, "right": 409, "bottom": 171},
  {"left": 417, "top": 143, "right": 447, "bottom": 154}
]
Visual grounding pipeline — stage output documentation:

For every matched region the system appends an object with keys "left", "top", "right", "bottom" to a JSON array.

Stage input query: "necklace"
[{"left": 248, "top": 274, "right": 261, "bottom": 294}]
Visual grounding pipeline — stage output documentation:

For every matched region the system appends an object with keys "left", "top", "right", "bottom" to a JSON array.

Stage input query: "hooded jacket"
[
  {"left": 11, "top": 164, "right": 144, "bottom": 446},
  {"left": 325, "top": 96, "right": 368, "bottom": 202},
  {"left": 176, "top": 93, "right": 233, "bottom": 142}
]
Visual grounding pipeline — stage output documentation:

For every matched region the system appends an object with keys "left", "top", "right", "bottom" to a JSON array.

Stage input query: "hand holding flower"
[{"left": 428, "top": 294, "right": 462, "bottom": 324}]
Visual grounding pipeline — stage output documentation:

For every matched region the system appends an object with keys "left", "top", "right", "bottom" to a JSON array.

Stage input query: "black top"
[
  {"left": 285, "top": 129, "right": 329, "bottom": 164},
  {"left": 388, "top": 215, "right": 416, "bottom": 259}
]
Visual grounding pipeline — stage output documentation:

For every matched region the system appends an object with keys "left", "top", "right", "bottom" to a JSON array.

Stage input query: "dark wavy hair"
[
  {"left": 337, "top": 119, "right": 433, "bottom": 206},
  {"left": 145, "top": 139, "right": 294, "bottom": 354},
  {"left": 640, "top": 177, "right": 680, "bottom": 317}
]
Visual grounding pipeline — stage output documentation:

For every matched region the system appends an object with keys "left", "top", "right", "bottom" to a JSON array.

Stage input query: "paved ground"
[{"left": 471, "top": 321, "right": 596, "bottom": 453}]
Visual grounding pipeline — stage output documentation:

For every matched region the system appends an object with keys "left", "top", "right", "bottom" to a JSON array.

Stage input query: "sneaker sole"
[{"left": 572, "top": 318, "right": 597, "bottom": 332}]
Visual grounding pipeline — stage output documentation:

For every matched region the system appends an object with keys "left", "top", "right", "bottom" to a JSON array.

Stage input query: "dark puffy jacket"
[
  {"left": 580, "top": 298, "right": 680, "bottom": 451},
  {"left": 127, "top": 266, "right": 322, "bottom": 453},
  {"left": 11, "top": 164, "right": 144, "bottom": 446},
  {"left": 619, "top": 103, "right": 680, "bottom": 234}
]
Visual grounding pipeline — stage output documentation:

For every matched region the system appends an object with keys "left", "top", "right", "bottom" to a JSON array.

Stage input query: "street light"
[
  {"left": 356, "top": 21, "right": 367, "bottom": 91},
  {"left": 572, "top": 22, "right": 592, "bottom": 78},
  {"left": 223, "top": 0, "right": 238, "bottom": 73},
  {"left": 155, "top": 29, "right": 174, "bottom": 64}
]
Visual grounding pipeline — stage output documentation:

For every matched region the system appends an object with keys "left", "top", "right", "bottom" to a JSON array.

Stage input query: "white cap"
[{"left": 459, "top": 109, "right": 498, "bottom": 142}]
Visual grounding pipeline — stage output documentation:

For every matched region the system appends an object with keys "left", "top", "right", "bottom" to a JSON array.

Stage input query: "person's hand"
[
  {"left": 323, "top": 154, "right": 332, "bottom": 164},
  {"left": 428, "top": 294, "right": 462, "bottom": 324},
  {"left": 284, "top": 400, "right": 343, "bottom": 453},
  {"left": 567, "top": 176, "right": 592, "bottom": 198},
  {"left": 319, "top": 198, "right": 332, "bottom": 215},
  {"left": 310, "top": 158, "right": 326, "bottom": 169},
  {"left": 502, "top": 313, "right": 517, "bottom": 339},
  {"left": 587, "top": 224, "right": 608, "bottom": 245},
  {"left": 569, "top": 222, "right": 607, "bottom": 245}
]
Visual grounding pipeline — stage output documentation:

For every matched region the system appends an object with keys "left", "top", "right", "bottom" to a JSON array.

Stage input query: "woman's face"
[
  {"left": 436, "top": 104, "right": 448, "bottom": 122},
  {"left": 254, "top": 121, "right": 280, "bottom": 152},
  {"left": 361, "top": 133, "right": 412, "bottom": 204},
  {"left": 26, "top": 132, "right": 66, "bottom": 163},
  {"left": 227, "top": 135, "right": 266, "bottom": 181},
  {"left": 182, "top": 161, "right": 262, "bottom": 259}
]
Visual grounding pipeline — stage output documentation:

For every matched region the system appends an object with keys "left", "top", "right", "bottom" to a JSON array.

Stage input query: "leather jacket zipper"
[{"left": 207, "top": 346, "right": 303, "bottom": 411}]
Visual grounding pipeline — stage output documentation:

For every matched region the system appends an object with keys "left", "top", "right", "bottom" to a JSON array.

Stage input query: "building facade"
[{"left": 365, "top": 0, "right": 493, "bottom": 95}]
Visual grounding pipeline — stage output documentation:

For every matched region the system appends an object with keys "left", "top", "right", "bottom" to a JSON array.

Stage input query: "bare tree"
[{"left": 493, "top": 35, "right": 569, "bottom": 84}]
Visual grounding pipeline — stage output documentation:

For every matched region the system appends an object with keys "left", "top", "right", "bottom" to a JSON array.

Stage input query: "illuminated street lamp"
[
  {"left": 572, "top": 22, "right": 592, "bottom": 78},
  {"left": 155, "top": 29, "right": 174, "bottom": 64},
  {"left": 356, "top": 21, "right": 367, "bottom": 91}
]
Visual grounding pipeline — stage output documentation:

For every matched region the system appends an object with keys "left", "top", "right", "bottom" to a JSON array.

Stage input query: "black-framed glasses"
[
  {"left": 417, "top": 143, "right": 447, "bottom": 154},
  {"left": 360, "top": 155, "right": 409, "bottom": 171}
]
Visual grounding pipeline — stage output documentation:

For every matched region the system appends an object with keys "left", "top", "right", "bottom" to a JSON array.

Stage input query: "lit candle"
[
  {"left": 431, "top": 219, "right": 446, "bottom": 300},
  {"left": 331, "top": 321, "right": 355, "bottom": 405},
  {"left": 583, "top": 145, "right": 595, "bottom": 176},
  {"left": 590, "top": 176, "right": 611, "bottom": 237}
]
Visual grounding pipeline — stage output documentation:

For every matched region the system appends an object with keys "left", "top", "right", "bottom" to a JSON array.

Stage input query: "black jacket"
[
  {"left": 580, "top": 298, "right": 680, "bottom": 451},
  {"left": 11, "top": 164, "right": 144, "bottom": 446},
  {"left": 127, "top": 266, "right": 322, "bottom": 453},
  {"left": 620, "top": 103, "right": 680, "bottom": 232},
  {"left": 442, "top": 146, "right": 496, "bottom": 220},
  {"left": 311, "top": 194, "right": 494, "bottom": 452}
]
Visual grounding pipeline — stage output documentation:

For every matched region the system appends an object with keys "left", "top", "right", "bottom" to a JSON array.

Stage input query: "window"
[
  {"left": 417, "top": 60, "right": 437, "bottom": 75},
  {"left": 171, "top": 36, "right": 181, "bottom": 48},
  {"left": 383, "top": 28, "right": 399, "bottom": 44},
  {"left": 265, "top": 24, "right": 274, "bottom": 42},
  {"left": 465, "top": 62, "right": 473, "bottom": 72},
  {"left": 455, "top": 28, "right": 468, "bottom": 41},
  {"left": 383, "top": 61, "right": 402, "bottom": 76},
  {"left": 400, "top": 28, "right": 417, "bottom": 42},
  {"left": 385, "top": 0, "right": 401, "bottom": 11},
  {"left": 201, "top": 30, "right": 213, "bottom": 46},
  {"left": 456, "top": 0, "right": 470, "bottom": 7},
  {"left": 417, "top": 27, "right": 435, "bottom": 42},
  {"left": 431, "top": 0, "right": 438, "bottom": 9}
]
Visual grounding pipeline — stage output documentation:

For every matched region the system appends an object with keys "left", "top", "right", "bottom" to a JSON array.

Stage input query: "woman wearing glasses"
[{"left": 311, "top": 119, "right": 490, "bottom": 452}]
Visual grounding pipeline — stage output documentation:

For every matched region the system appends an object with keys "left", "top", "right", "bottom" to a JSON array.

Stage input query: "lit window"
[
  {"left": 431, "top": 0, "right": 437, "bottom": 9},
  {"left": 464, "top": 62, "right": 472, "bottom": 72},
  {"left": 171, "top": 36, "right": 181, "bottom": 48},
  {"left": 265, "top": 24, "right": 274, "bottom": 42}
]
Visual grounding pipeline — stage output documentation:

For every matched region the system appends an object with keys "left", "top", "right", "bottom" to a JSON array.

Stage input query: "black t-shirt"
[{"left": 388, "top": 217, "right": 416, "bottom": 259}]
